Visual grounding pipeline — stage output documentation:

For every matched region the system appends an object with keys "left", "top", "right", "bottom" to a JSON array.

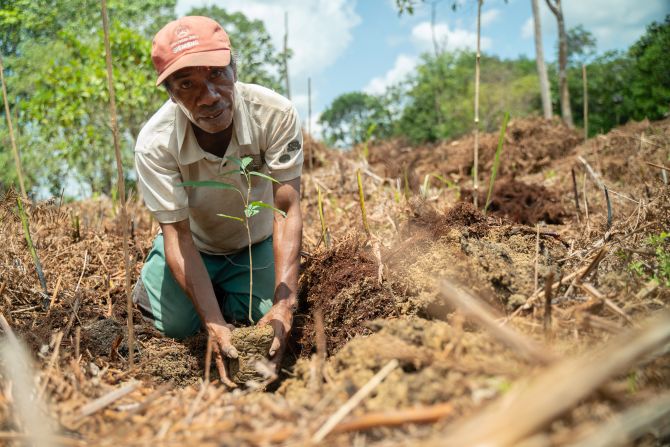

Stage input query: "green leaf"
[
  {"left": 216, "top": 213, "right": 244, "bottom": 222},
  {"left": 250, "top": 200, "right": 287, "bottom": 217},
  {"left": 244, "top": 203, "right": 261, "bottom": 218},
  {"left": 178, "top": 180, "right": 239, "bottom": 192},
  {"left": 249, "top": 171, "right": 281, "bottom": 183},
  {"left": 226, "top": 156, "right": 253, "bottom": 171}
]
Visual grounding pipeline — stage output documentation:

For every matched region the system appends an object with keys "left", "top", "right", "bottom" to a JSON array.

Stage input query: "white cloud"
[
  {"left": 411, "top": 21, "right": 491, "bottom": 52},
  {"left": 480, "top": 8, "right": 500, "bottom": 27},
  {"left": 177, "top": 0, "right": 360, "bottom": 79},
  {"left": 521, "top": 16, "right": 534, "bottom": 39},
  {"left": 363, "top": 54, "right": 417, "bottom": 95}
]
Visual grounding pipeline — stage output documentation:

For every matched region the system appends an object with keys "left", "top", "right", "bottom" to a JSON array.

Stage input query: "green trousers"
[{"left": 133, "top": 234, "right": 275, "bottom": 338}]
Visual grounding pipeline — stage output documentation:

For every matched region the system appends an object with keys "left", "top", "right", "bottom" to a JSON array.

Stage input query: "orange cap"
[{"left": 151, "top": 16, "right": 232, "bottom": 86}]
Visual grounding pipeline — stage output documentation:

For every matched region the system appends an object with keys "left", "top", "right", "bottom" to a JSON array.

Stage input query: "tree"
[
  {"left": 318, "top": 92, "right": 393, "bottom": 148},
  {"left": 545, "top": 0, "right": 574, "bottom": 128},
  {"left": 186, "top": 6, "right": 288, "bottom": 94},
  {"left": 531, "top": 0, "right": 552, "bottom": 119},
  {"left": 566, "top": 25, "right": 597, "bottom": 66},
  {"left": 627, "top": 15, "right": 670, "bottom": 121}
]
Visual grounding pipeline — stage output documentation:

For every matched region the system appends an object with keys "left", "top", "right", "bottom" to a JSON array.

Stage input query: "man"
[{"left": 132, "top": 16, "right": 303, "bottom": 385}]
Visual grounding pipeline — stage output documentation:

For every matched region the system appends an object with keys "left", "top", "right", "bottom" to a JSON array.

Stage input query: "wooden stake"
[
  {"left": 543, "top": 271, "right": 554, "bottom": 339},
  {"left": 101, "top": 0, "right": 134, "bottom": 368},
  {"left": 472, "top": 0, "right": 482, "bottom": 208},
  {"left": 356, "top": 169, "right": 371, "bottom": 236},
  {"left": 0, "top": 54, "right": 27, "bottom": 198},
  {"left": 16, "top": 197, "right": 49, "bottom": 307},
  {"left": 582, "top": 64, "right": 588, "bottom": 141}
]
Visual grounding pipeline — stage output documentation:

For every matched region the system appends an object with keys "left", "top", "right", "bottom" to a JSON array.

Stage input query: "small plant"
[
  {"left": 360, "top": 122, "right": 377, "bottom": 162},
  {"left": 180, "top": 156, "right": 286, "bottom": 323},
  {"left": 627, "top": 232, "right": 670, "bottom": 288},
  {"left": 316, "top": 184, "right": 330, "bottom": 248},
  {"left": 420, "top": 173, "right": 461, "bottom": 200},
  {"left": 356, "top": 169, "right": 371, "bottom": 236},
  {"left": 484, "top": 111, "right": 510, "bottom": 215}
]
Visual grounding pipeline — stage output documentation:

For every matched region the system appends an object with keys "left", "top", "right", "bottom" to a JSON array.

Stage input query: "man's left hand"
[{"left": 258, "top": 301, "right": 294, "bottom": 368}]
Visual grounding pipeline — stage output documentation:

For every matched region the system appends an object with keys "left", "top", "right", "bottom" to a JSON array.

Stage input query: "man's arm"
[
  {"left": 161, "top": 219, "right": 238, "bottom": 386},
  {"left": 258, "top": 177, "right": 302, "bottom": 363}
]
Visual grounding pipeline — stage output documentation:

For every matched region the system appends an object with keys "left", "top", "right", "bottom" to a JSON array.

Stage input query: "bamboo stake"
[
  {"left": 582, "top": 64, "right": 588, "bottom": 141},
  {"left": 101, "top": 0, "right": 134, "bottom": 368},
  {"left": 16, "top": 197, "right": 49, "bottom": 307},
  {"left": 0, "top": 54, "right": 27, "bottom": 198},
  {"left": 316, "top": 184, "right": 330, "bottom": 248},
  {"left": 472, "top": 0, "right": 483, "bottom": 208},
  {"left": 356, "top": 169, "right": 371, "bottom": 236}
]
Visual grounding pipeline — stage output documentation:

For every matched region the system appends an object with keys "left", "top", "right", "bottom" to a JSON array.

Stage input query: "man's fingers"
[
  {"left": 222, "top": 345, "right": 239, "bottom": 359},
  {"left": 268, "top": 320, "right": 285, "bottom": 357},
  {"left": 214, "top": 349, "right": 237, "bottom": 388}
]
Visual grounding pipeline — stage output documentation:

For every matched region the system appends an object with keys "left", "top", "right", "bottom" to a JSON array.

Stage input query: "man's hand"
[
  {"left": 258, "top": 301, "right": 294, "bottom": 368},
  {"left": 206, "top": 321, "right": 239, "bottom": 388}
]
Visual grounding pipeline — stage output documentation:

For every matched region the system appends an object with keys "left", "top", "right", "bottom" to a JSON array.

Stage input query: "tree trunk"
[
  {"left": 545, "top": 0, "right": 574, "bottom": 128},
  {"left": 531, "top": 0, "right": 552, "bottom": 119}
]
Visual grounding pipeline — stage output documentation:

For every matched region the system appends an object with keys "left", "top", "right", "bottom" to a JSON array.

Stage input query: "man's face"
[{"left": 166, "top": 65, "right": 236, "bottom": 133}]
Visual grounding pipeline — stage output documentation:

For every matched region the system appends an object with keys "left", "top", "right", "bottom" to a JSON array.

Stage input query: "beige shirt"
[{"left": 135, "top": 82, "right": 303, "bottom": 255}]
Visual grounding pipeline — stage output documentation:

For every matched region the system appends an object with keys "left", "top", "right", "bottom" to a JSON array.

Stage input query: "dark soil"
[{"left": 463, "top": 179, "right": 568, "bottom": 225}]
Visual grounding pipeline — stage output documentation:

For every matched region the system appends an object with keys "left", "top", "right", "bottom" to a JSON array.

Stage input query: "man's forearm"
[
  {"left": 161, "top": 221, "right": 226, "bottom": 326},
  {"left": 272, "top": 178, "right": 302, "bottom": 308}
]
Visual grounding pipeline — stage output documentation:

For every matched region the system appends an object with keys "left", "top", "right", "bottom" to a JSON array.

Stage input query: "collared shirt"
[{"left": 135, "top": 82, "right": 303, "bottom": 255}]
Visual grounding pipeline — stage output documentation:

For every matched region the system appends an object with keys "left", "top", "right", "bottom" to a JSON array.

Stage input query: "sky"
[{"left": 175, "top": 0, "right": 669, "bottom": 134}]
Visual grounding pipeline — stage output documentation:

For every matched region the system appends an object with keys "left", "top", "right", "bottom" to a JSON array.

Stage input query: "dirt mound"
[
  {"left": 294, "top": 234, "right": 413, "bottom": 357},
  {"left": 405, "top": 200, "right": 489, "bottom": 239},
  {"left": 367, "top": 117, "right": 582, "bottom": 191},
  {"left": 463, "top": 179, "right": 568, "bottom": 225}
]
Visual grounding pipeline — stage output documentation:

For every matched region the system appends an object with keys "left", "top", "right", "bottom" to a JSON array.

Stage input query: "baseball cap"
[{"left": 151, "top": 16, "right": 232, "bottom": 86}]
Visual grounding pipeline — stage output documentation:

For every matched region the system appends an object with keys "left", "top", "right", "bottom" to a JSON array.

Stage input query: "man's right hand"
[{"left": 206, "top": 320, "right": 239, "bottom": 388}]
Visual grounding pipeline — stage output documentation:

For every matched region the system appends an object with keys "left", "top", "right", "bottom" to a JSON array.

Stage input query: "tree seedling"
[
  {"left": 484, "top": 111, "right": 510, "bottom": 215},
  {"left": 179, "top": 156, "right": 286, "bottom": 324}
]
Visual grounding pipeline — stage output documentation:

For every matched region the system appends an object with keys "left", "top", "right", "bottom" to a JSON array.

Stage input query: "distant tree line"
[
  {"left": 319, "top": 16, "right": 670, "bottom": 148},
  {"left": 0, "top": 2, "right": 288, "bottom": 197}
]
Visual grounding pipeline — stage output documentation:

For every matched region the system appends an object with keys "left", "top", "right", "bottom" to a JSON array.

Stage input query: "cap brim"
[{"left": 155, "top": 49, "right": 231, "bottom": 86}]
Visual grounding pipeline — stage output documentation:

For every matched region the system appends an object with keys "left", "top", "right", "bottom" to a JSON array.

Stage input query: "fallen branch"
[
  {"left": 438, "top": 281, "right": 555, "bottom": 365},
  {"left": 311, "top": 359, "right": 399, "bottom": 442},
  {"left": 80, "top": 381, "right": 139, "bottom": 417},
  {"left": 431, "top": 310, "right": 670, "bottom": 446},
  {"left": 331, "top": 402, "right": 455, "bottom": 434}
]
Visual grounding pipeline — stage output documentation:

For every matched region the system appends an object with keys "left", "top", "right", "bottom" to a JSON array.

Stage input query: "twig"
[
  {"left": 543, "top": 272, "right": 554, "bottom": 339},
  {"left": 438, "top": 281, "right": 555, "bottom": 365},
  {"left": 356, "top": 169, "right": 371, "bottom": 236},
  {"left": 101, "top": 0, "right": 134, "bottom": 368},
  {"left": 571, "top": 168, "right": 581, "bottom": 221},
  {"left": 75, "top": 250, "right": 88, "bottom": 292},
  {"left": 645, "top": 161, "right": 670, "bottom": 173},
  {"left": 45, "top": 275, "right": 62, "bottom": 317},
  {"left": 579, "top": 283, "right": 633, "bottom": 325},
  {"left": 332, "top": 403, "right": 455, "bottom": 434},
  {"left": 80, "top": 381, "right": 139, "bottom": 417},
  {"left": 38, "top": 331, "right": 63, "bottom": 398},
  {"left": 16, "top": 197, "right": 49, "bottom": 307},
  {"left": 311, "top": 359, "right": 399, "bottom": 442}
]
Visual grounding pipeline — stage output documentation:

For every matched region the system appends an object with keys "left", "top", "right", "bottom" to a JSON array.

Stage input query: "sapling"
[
  {"left": 484, "top": 112, "right": 510, "bottom": 215},
  {"left": 356, "top": 169, "right": 371, "bottom": 236},
  {"left": 180, "top": 156, "right": 286, "bottom": 324}
]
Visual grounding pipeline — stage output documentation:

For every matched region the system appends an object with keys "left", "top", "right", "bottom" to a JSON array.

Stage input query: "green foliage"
[
  {"left": 0, "top": 2, "right": 291, "bottom": 197},
  {"left": 565, "top": 16, "right": 670, "bottom": 136},
  {"left": 396, "top": 52, "right": 538, "bottom": 143},
  {"left": 484, "top": 111, "right": 510, "bottom": 215},
  {"left": 318, "top": 92, "right": 393, "bottom": 148},
  {"left": 627, "top": 232, "right": 670, "bottom": 288},
  {"left": 565, "top": 25, "right": 597, "bottom": 66},
  {"left": 185, "top": 6, "right": 287, "bottom": 93}
]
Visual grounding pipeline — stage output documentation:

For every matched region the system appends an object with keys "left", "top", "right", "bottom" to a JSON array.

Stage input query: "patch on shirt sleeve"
[
  {"left": 287, "top": 140, "right": 301, "bottom": 152},
  {"left": 278, "top": 153, "right": 291, "bottom": 163}
]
